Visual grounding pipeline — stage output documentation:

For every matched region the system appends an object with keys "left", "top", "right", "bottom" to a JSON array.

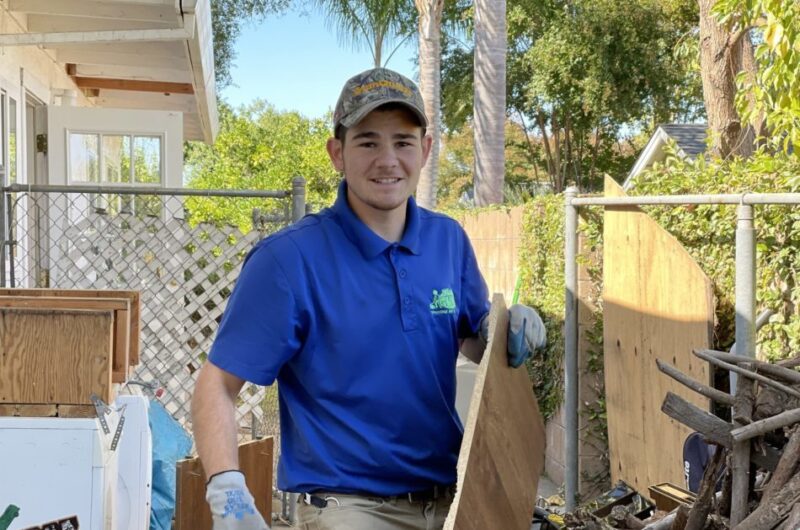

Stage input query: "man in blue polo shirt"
[{"left": 191, "top": 67, "right": 546, "bottom": 530}]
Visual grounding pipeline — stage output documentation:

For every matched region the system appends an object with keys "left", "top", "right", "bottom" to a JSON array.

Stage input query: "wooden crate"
[
  {"left": 175, "top": 437, "right": 274, "bottom": 530},
  {"left": 0, "top": 289, "right": 140, "bottom": 382},
  {"left": 0, "top": 308, "right": 115, "bottom": 405},
  {"left": 0, "top": 288, "right": 140, "bottom": 365}
]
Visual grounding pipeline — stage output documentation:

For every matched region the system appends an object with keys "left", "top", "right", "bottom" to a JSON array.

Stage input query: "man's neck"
[{"left": 349, "top": 200, "right": 407, "bottom": 243}]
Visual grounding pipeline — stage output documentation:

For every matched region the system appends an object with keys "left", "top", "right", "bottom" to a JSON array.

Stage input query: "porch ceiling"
[{"left": 5, "top": 0, "right": 218, "bottom": 143}]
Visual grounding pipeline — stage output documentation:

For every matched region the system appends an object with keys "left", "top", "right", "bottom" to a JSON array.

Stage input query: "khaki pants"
[{"left": 294, "top": 492, "right": 453, "bottom": 530}]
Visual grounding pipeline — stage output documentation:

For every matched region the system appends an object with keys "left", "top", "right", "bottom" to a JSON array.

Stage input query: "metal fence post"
[
  {"left": 730, "top": 203, "right": 756, "bottom": 525},
  {"left": 564, "top": 186, "right": 579, "bottom": 510},
  {"left": 292, "top": 176, "right": 306, "bottom": 223}
]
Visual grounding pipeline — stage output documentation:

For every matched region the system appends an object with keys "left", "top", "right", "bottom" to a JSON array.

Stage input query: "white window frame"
[{"left": 66, "top": 129, "right": 165, "bottom": 187}]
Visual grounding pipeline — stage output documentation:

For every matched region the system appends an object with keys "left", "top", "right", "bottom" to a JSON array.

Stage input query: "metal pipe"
[
  {"left": 3, "top": 183, "right": 291, "bottom": 199},
  {"left": 730, "top": 203, "right": 756, "bottom": 525},
  {"left": 570, "top": 193, "right": 800, "bottom": 207},
  {"left": 564, "top": 186, "right": 579, "bottom": 510},
  {"left": 291, "top": 176, "right": 306, "bottom": 223}
]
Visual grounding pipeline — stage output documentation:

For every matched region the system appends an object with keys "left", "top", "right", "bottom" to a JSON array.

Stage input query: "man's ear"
[
  {"left": 421, "top": 133, "right": 433, "bottom": 167},
  {"left": 326, "top": 138, "right": 344, "bottom": 172}
]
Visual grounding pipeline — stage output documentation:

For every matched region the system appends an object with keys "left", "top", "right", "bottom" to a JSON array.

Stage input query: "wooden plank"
[
  {"left": 0, "top": 308, "right": 114, "bottom": 405},
  {"left": 602, "top": 176, "right": 714, "bottom": 490},
  {"left": 0, "top": 403, "right": 58, "bottom": 417},
  {"left": 175, "top": 437, "right": 274, "bottom": 530},
  {"left": 57, "top": 404, "right": 97, "bottom": 418},
  {"left": 444, "top": 294, "right": 545, "bottom": 530},
  {"left": 72, "top": 76, "right": 194, "bottom": 95},
  {"left": 0, "top": 288, "right": 141, "bottom": 367}
]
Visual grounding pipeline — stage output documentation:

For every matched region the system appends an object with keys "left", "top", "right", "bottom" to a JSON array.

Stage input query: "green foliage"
[
  {"left": 629, "top": 148, "right": 800, "bottom": 360},
  {"left": 713, "top": 0, "right": 800, "bottom": 151},
  {"left": 310, "top": 0, "right": 416, "bottom": 67},
  {"left": 185, "top": 101, "right": 339, "bottom": 231},
  {"left": 517, "top": 194, "right": 566, "bottom": 420},
  {"left": 441, "top": 0, "right": 702, "bottom": 192}
]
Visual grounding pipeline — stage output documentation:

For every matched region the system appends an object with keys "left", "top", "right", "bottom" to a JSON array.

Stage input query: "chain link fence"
[{"left": 0, "top": 179, "right": 306, "bottom": 500}]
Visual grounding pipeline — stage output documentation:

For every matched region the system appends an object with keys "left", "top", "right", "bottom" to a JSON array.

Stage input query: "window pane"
[
  {"left": 69, "top": 133, "right": 99, "bottom": 183},
  {"left": 103, "top": 135, "right": 131, "bottom": 183},
  {"left": 133, "top": 136, "right": 161, "bottom": 184},
  {"left": 8, "top": 97, "right": 17, "bottom": 184}
]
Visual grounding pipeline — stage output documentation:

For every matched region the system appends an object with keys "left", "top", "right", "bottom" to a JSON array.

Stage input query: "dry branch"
[
  {"left": 685, "top": 446, "right": 726, "bottom": 530},
  {"left": 701, "top": 350, "right": 800, "bottom": 385},
  {"left": 763, "top": 426, "right": 800, "bottom": 500},
  {"left": 776, "top": 503, "right": 800, "bottom": 530},
  {"left": 661, "top": 391, "right": 733, "bottom": 448},
  {"left": 656, "top": 359, "right": 735, "bottom": 406},
  {"left": 736, "top": 470, "right": 800, "bottom": 530},
  {"left": 693, "top": 350, "right": 800, "bottom": 399},
  {"left": 730, "top": 408, "right": 800, "bottom": 443}
]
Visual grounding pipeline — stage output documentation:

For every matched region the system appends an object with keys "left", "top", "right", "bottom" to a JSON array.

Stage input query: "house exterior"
[
  {"left": 623, "top": 123, "right": 707, "bottom": 190},
  {"left": 0, "top": 0, "right": 219, "bottom": 191}
]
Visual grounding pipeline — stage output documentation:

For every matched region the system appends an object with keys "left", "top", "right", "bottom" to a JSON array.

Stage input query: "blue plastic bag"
[{"left": 148, "top": 400, "right": 193, "bottom": 530}]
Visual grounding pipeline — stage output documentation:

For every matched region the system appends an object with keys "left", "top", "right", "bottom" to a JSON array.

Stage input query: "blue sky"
[{"left": 220, "top": 8, "right": 419, "bottom": 120}]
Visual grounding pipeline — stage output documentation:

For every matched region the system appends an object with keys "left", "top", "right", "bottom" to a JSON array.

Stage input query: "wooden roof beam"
[{"left": 71, "top": 75, "right": 194, "bottom": 95}]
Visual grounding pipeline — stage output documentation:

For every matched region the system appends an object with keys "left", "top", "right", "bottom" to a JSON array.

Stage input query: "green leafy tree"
[
  {"left": 185, "top": 101, "right": 340, "bottom": 231},
  {"left": 441, "top": 0, "right": 702, "bottom": 193},
  {"left": 713, "top": 0, "right": 800, "bottom": 152},
  {"left": 310, "top": 0, "right": 416, "bottom": 67}
]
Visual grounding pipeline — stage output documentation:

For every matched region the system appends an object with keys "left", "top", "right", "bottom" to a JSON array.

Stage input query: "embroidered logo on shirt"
[
  {"left": 223, "top": 489, "right": 256, "bottom": 520},
  {"left": 429, "top": 288, "right": 456, "bottom": 315}
]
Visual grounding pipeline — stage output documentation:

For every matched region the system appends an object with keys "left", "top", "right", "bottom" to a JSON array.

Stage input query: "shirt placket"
[{"left": 389, "top": 245, "right": 417, "bottom": 331}]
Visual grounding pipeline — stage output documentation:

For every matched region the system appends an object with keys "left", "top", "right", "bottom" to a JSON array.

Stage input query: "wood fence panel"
[
  {"left": 175, "top": 437, "right": 274, "bottom": 530},
  {"left": 459, "top": 207, "right": 523, "bottom": 300},
  {"left": 603, "top": 176, "right": 714, "bottom": 491},
  {"left": 0, "top": 308, "right": 114, "bottom": 404},
  {"left": 444, "top": 294, "right": 545, "bottom": 530}
]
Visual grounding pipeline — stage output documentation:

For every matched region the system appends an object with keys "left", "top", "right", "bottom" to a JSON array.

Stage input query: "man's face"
[{"left": 326, "top": 108, "right": 432, "bottom": 218}]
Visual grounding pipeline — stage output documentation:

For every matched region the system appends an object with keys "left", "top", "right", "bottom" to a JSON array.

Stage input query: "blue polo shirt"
[{"left": 209, "top": 181, "right": 489, "bottom": 495}]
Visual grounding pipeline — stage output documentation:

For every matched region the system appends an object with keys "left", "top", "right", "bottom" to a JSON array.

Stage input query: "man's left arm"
[{"left": 461, "top": 304, "right": 547, "bottom": 367}]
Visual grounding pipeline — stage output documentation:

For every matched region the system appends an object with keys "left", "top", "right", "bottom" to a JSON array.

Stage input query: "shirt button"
[
  {"left": 399, "top": 269, "right": 407, "bottom": 278},
  {"left": 403, "top": 296, "right": 411, "bottom": 305}
]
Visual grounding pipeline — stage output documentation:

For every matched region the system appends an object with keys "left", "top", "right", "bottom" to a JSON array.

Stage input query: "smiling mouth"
[{"left": 371, "top": 178, "right": 402, "bottom": 184}]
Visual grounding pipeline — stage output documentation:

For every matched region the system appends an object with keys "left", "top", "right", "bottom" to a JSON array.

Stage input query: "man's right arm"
[{"left": 191, "top": 361, "right": 246, "bottom": 478}]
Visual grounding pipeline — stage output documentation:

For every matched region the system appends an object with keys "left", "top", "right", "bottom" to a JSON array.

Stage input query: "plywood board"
[
  {"left": 0, "top": 293, "right": 135, "bottom": 382},
  {"left": 175, "top": 437, "right": 274, "bottom": 530},
  {"left": 602, "top": 176, "right": 714, "bottom": 491},
  {"left": 0, "top": 308, "right": 115, "bottom": 405},
  {"left": 444, "top": 294, "right": 545, "bottom": 530},
  {"left": 0, "top": 288, "right": 141, "bottom": 366}
]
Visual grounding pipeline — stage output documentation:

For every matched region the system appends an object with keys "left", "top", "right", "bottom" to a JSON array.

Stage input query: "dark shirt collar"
[{"left": 330, "top": 180, "right": 422, "bottom": 259}]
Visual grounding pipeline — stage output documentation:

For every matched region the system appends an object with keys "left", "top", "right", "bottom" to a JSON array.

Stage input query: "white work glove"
[
  {"left": 481, "top": 304, "right": 547, "bottom": 368},
  {"left": 507, "top": 304, "right": 546, "bottom": 367},
  {"left": 206, "top": 470, "right": 270, "bottom": 530}
]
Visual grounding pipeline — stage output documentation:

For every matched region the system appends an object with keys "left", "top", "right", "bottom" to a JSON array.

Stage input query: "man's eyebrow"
[
  {"left": 351, "top": 131, "right": 379, "bottom": 141},
  {"left": 351, "top": 131, "right": 419, "bottom": 141}
]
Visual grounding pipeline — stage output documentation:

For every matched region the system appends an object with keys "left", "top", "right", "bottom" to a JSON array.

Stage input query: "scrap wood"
[
  {"left": 661, "top": 391, "right": 733, "bottom": 448},
  {"left": 730, "top": 366, "right": 756, "bottom": 525},
  {"left": 693, "top": 350, "right": 800, "bottom": 400},
  {"left": 684, "top": 445, "right": 726, "bottom": 530},
  {"left": 656, "top": 359, "right": 735, "bottom": 406},
  {"left": 730, "top": 407, "right": 800, "bottom": 443},
  {"left": 700, "top": 350, "right": 800, "bottom": 386},
  {"left": 776, "top": 503, "right": 800, "bottom": 530},
  {"left": 735, "top": 470, "right": 800, "bottom": 530},
  {"left": 762, "top": 426, "right": 800, "bottom": 500}
]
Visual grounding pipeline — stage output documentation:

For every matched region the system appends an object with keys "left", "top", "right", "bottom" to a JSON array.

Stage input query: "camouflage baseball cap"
[{"left": 333, "top": 68, "right": 428, "bottom": 135}]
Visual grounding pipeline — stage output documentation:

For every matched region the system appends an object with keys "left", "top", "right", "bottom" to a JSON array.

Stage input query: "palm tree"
[
  {"left": 472, "top": 0, "right": 506, "bottom": 205},
  {"left": 313, "top": 0, "right": 415, "bottom": 68},
  {"left": 413, "top": 0, "right": 444, "bottom": 209}
]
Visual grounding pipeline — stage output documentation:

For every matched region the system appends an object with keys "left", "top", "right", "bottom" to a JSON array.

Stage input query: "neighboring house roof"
[
  {"left": 1, "top": 0, "right": 218, "bottom": 143},
  {"left": 623, "top": 124, "right": 707, "bottom": 190}
]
